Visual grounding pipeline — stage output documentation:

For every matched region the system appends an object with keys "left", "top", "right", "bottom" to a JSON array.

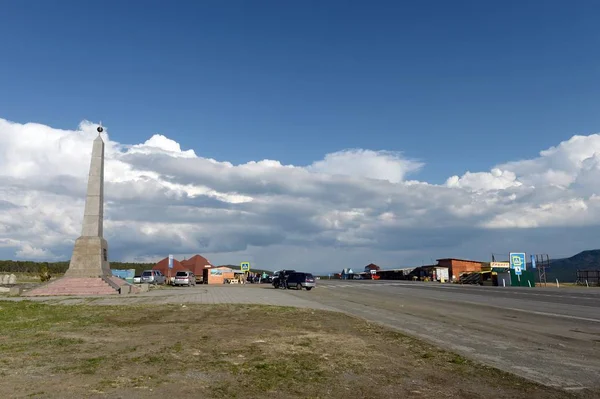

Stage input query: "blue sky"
[
  {"left": 1, "top": 0, "right": 600, "bottom": 183},
  {"left": 3, "top": 1, "right": 600, "bottom": 267}
]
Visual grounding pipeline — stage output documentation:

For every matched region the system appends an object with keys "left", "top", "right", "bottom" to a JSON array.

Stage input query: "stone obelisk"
[
  {"left": 23, "top": 125, "right": 138, "bottom": 296},
  {"left": 65, "top": 126, "right": 111, "bottom": 277}
]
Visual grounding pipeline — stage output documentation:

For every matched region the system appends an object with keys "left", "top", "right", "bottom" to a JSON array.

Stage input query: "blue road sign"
[
  {"left": 510, "top": 253, "right": 526, "bottom": 271},
  {"left": 530, "top": 255, "right": 536, "bottom": 269},
  {"left": 241, "top": 262, "right": 250, "bottom": 272},
  {"left": 514, "top": 265, "right": 522, "bottom": 276},
  {"left": 168, "top": 254, "right": 173, "bottom": 269}
]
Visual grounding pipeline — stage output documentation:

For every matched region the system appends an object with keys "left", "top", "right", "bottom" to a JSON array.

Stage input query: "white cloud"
[
  {"left": 15, "top": 244, "right": 58, "bottom": 260},
  {"left": 498, "top": 134, "right": 600, "bottom": 189},
  {"left": 127, "top": 134, "right": 197, "bottom": 158},
  {"left": 1, "top": 117, "right": 600, "bottom": 271},
  {"left": 482, "top": 198, "right": 594, "bottom": 229},
  {"left": 308, "top": 149, "right": 422, "bottom": 183},
  {"left": 446, "top": 168, "right": 522, "bottom": 192}
]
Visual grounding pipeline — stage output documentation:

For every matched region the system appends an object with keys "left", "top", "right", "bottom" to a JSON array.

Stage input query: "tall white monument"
[
  {"left": 24, "top": 125, "right": 135, "bottom": 296},
  {"left": 65, "top": 126, "right": 111, "bottom": 277}
]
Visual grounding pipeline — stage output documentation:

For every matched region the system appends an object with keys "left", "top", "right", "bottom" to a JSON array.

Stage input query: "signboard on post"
[
  {"left": 510, "top": 253, "right": 526, "bottom": 271},
  {"left": 241, "top": 262, "right": 250, "bottom": 272},
  {"left": 168, "top": 254, "right": 174, "bottom": 269},
  {"left": 514, "top": 265, "right": 522, "bottom": 276}
]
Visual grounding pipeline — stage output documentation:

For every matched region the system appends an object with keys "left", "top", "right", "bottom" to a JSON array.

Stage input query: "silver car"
[
  {"left": 140, "top": 270, "right": 166, "bottom": 285},
  {"left": 173, "top": 271, "right": 196, "bottom": 287}
]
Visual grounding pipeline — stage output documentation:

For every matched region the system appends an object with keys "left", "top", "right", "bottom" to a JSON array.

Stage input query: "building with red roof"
[
  {"left": 436, "top": 258, "right": 483, "bottom": 281},
  {"left": 364, "top": 263, "right": 380, "bottom": 273},
  {"left": 150, "top": 254, "right": 216, "bottom": 283},
  {"left": 181, "top": 254, "right": 213, "bottom": 276},
  {"left": 152, "top": 256, "right": 189, "bottom": 278}
]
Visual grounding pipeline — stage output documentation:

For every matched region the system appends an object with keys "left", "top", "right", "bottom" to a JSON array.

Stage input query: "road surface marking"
[
  {"left": 500, "top": 306, "right": 600, "bottom": 323},
  {"left": 321, "top": 282, "right": 600, "bottom": 301},
  {"left": 318, "top": 283, "right": 600, "bottom": 323}
]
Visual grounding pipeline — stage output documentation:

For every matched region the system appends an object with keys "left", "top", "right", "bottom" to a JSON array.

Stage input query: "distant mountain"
[{"left": 544, "top": 250, "right": 600, "bottom": 282}]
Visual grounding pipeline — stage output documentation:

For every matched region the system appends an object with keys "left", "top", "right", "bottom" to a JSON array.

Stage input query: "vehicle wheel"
[
  {"left": 306, "top": 287, "right": 312, "bottom": 291},
  {"left": 296, "top": 283, "right": 302, "bottom": 290}
]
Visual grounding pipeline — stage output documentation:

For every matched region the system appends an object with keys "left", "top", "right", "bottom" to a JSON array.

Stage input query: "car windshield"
[
  {"left": 142, "top": 271, "right": 152, "bottom": 276},
  {"left": 176, "top": 272, "right": 188, "bottom": 276},
  {"left": 306, "top": 274, "right": 314, "bottom": 279}
]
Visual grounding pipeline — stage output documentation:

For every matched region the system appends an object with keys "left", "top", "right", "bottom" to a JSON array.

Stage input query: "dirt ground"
[{"left": 0, "top": 301, "right": 584, "bottom": 399}]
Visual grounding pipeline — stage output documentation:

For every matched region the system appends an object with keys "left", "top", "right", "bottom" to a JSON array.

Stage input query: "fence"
[{"left": 576, "top": 270, "right": 600, "bottom": 286}]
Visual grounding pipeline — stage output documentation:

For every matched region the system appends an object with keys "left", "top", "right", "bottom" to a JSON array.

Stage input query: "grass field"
[{"left": 0, "top": 301, "right": 586, "bottom": 399}]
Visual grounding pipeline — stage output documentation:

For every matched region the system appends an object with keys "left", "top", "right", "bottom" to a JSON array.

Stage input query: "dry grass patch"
[{"left": 0, "top": 301, "right": 589, "bottom": 399}]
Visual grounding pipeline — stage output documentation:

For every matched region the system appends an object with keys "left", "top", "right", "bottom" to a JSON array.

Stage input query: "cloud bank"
[{"left": 1, "top": 117, "right": 600, "bottom": 271}]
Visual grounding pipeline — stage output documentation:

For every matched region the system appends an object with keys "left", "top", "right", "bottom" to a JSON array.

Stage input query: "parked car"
[
  {"left": 173, "top": 271, "right": 196, "bottom": 287},
  {"left": 286, "top": 272, "right": 316, "bottom": 290},
  {"left": 140, "top": 270, "right": 166, "bottom": 285},
  {"left": 133, "top": 275, "right": 141, "bottom": 284}
]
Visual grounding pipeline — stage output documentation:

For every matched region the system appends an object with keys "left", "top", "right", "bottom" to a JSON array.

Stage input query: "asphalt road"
[{"left": 287, "top": 280, "right": 600, "bottom": 393}]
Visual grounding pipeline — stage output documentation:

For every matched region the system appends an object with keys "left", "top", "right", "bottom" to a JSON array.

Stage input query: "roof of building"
[
  {"left": 153, "top": 257, "right": 188, "bottom": 275},
  {"left": 378, "top": 267, "right": 417, "bottom": 272},
  {"left": 436, "top": 258, "right": 483, "bottom": 264},
  {"left": 421, "top": 265, "right": 449, "bottom": 269},
  {"left": 181, "top": 254, "right": 213, "bottom": 275},
  {"left": 364, "top": 263, "right": 380, "bottom": 270}
]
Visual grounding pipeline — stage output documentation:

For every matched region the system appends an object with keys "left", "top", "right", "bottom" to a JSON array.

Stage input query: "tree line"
[{"left": 0, "top": 260, "right": 155, "bottom": 275}]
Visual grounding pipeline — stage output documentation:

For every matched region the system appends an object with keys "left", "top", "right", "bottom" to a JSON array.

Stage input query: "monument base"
[
  {"left": 22, "top": 276, "right": 133, "bottom": 296},
  {"left": 22, "top": 236, "right": 141, "bottom": 296},
  {"left": 65, "top": 236, "right": 111, "bottom": 278}
]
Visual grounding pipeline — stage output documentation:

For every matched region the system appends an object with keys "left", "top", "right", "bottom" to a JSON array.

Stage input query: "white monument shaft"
[
  {"left": 65, "top": 132, "right": 111, "bottom": 277},
  {"left": 81, "top": 136, "right": 104, "bottom": 237}
]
